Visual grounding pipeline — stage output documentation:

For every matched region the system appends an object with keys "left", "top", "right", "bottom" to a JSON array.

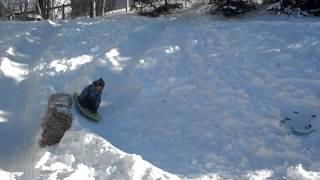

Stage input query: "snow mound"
[
  {"left": 36, "top": 130, "right": 180, "bottom": 180},
  {"left": 287, "top": 164, "right": 320, "bottom": 180},
  {"left": 0, "top": 169, "right": 23, "bottom": 180},
  {"left": 0, "top": 57, "right": 29, "bottom": 83},
  {"left": 35, "top": 130, "right": 288, "bottom": 180}
]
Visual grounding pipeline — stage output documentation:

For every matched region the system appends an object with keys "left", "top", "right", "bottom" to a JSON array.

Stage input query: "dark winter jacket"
[{"left": 78, "top": 79, "right": 104, "bottom": 113}]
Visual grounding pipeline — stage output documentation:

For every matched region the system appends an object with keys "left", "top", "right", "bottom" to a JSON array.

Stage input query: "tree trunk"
[
  {"left": 281, "top": 0, "right": 289, "bottom": 8},
  {"left": 165, "top": 0, "right": 168, "bottom": 12},
  {"left": 24, "top": 0, "right": 28, "bottom": 18},
  {"left": 102, "top": 0, "right": 106, "bottom": 16},
  {"left": 91, "top": 0, "right": 96, "bottom": 18},
  {"left": 62, "top": 4, "right": 65, "bottom": 19},
  {"left": 36, "top": 0, "right": 43, "bottom": 17},
  {"left": 38, "top": 0, "right": 45, "bottom": 17},
  {"left": 47, "top": 0, "right": 52, "bottom": 19},
  {"left": 126, "top": 0, "right": 128, "bottom": 13}
]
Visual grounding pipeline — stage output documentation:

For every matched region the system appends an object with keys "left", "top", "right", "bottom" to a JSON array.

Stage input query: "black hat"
[{"left": 94, "top": 78, "right": 105, "bottom": 88}]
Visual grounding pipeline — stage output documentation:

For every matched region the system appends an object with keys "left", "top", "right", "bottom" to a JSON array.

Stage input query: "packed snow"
[{"left": 0, "top": 12, "right": 320, "bottom": 180}]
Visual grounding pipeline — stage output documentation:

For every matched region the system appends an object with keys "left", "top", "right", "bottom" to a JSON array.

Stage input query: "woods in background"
[
  {"left": 0, "top": 0, "right": 319, "bottom": 20},
  {"left": 0, "top": 0, "right": 120, "bottom": 20}
]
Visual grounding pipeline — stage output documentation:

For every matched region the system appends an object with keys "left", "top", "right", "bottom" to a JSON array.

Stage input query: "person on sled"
[{"left": 78, "top": 78, "right": 105, "bottom": 114}]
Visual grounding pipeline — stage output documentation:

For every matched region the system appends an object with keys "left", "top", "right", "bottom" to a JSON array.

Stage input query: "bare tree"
[
  {"left": 165, "top": 0, "right": 167, "bottom": 11},
  {"left": 0, "top": 0, "right": 21, "bottom": 19},
  {"left": 0, "top": 1, "right": 7, "bottom": 19},
  {"left": 38, "top": 0, "right": 51, "bottom": 19},
  {"left": 71, "top": 0, "right": 113, "bottom": 18}
]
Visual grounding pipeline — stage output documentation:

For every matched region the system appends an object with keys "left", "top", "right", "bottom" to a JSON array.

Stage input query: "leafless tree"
[{"left": 0, "top": 0, "right": 38, "bottom": 20}]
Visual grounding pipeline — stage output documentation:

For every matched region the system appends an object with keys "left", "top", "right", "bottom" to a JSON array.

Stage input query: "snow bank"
[
  {"left": 0, "top": 57, "right": 29, "bottom": 83},
  {"left": 0, "top": 169, "right": 23, "bottom": 180},
  {"left": 287, "top": 164, "right": 320, "bottom": 180},
  {"left": 35, "top": 130, "right": 180, "bottom": 180},
  {"left": 34, "top": 129, "right": 320, "bottom": 180}
]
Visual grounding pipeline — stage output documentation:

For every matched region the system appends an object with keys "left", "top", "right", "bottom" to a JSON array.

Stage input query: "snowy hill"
[{"left": 0, "top": 14, "right": 320, "bottom": 180}]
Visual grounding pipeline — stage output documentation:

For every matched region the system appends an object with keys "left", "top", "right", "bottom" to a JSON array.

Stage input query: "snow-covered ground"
[{"left": 0, "top": 13, "right": 320, "bottom": 180}]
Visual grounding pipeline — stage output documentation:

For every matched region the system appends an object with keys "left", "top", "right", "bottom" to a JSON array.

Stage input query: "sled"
[
  {"left": 73, "top": 92, "right": 102, "bottom": 122},
  {"left": 280, "top": 111, "right": 315, "bottom": 135}
]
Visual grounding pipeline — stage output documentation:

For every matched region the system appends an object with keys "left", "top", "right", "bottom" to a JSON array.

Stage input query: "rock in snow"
[{"left": 40, "top": 93, "right": 73, "bottom": 147}]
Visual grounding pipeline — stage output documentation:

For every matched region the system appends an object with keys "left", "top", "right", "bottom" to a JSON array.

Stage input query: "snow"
[
  {"left": 0, "top": 169, "right": 23, "bottom": 180},
  {"left": 0, "top": 110, "right": 11, "bottom": 123},
  {"left": 245, "top": 170, "right": 273, "bottom": 180},
  {"left": 0, "top": 57, "right": 29, "bottom": 83},
  {"left": 165, "top": 45, "right": 180, "bottom": 54},
  {"left": 287, "top": 164, "right": 320, "bottom": 180},
  {"left": 35, "top": 130, "right": 180, "bottom": 180},
  {"left": 105, "top": 48, "right": 132, "bottom": 72},
  {"left": 46, "top": 55, "right": 93, "bottom": 74},
  {"left": 0, "top": 12, "right": 320, "bottom": 180}
]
